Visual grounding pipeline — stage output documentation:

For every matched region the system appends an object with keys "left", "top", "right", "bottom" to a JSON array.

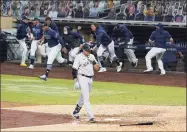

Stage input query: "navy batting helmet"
[{"left": 82, "top": 44, "right": 91, "bottom": 52}]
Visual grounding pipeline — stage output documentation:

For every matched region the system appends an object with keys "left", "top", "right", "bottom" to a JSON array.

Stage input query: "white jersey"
[{"left": 73, "top": 53, "right": 98, "bottom": 76}]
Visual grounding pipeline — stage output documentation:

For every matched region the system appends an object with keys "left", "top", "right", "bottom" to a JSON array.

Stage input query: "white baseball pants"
[
  {"left": 17, "top": 39, "right": 28, "bottom": 64},
  {"left": 124, "top": 38, "right": 138, "bottom": 63},
  {"left": 47, "top": 44, "right": 66, "bottom": 65},
  {"left": 97, "top": 40, "right": 117, "bottom": 61},
  {"left": 77, "top": 75, "right": 94, "bottom": 119},
  {"left": 30, "top": 40, "right": 42, "bottom": 63},
  {"left": 69, "top": 47, "right": 80, "bottom": 62},
  {"left": 145, "top": 47, "right": 166, "bottom": 72}
]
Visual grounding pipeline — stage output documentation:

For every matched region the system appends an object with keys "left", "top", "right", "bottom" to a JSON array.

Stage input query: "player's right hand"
[
  {"left": 74, "top": 79, "right": 80, "bottom": 90},
  {"left": 79, "top": 44, "right": 83, "bottom": 49},
  {"left": 62, "top": 47, "right": 68, "bottom": 54}
]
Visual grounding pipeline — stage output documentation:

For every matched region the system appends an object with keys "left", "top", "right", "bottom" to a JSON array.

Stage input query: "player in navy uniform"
[
  {"left": 39, "top": 24, "right": 67, "bottom": 81},
  {"left": 144, "top": 23, "right": 174, "bottom": 75},
  {"left": 112, "top": 24, "right": 138, "bottom": 68},
  {"left": 16, "top": 16, "right": 31, "bottom": 67},
  {"left": 28, "top": 17, "right": 43, "bottom": 69},
  {"left": 91, "top": 23, "right": 122, "bottom": 72},
  {"left": 62, "top": 26, "right": 85, "bottom": 65},
  {"left": 40, "top": 17, "right": 60, "bottom": 58}
]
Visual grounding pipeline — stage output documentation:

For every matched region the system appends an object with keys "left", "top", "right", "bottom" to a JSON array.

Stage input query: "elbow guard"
[{"left": 72, "top": 68, "right": 78, "bottom": 79}]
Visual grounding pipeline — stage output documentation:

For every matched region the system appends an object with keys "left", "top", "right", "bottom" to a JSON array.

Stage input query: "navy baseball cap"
[
  {"left": 156, "top": 23, "right": 163, "bottom": 28},
  {"left": 82, "top": 44, "right": 91, "bottom": 52}
]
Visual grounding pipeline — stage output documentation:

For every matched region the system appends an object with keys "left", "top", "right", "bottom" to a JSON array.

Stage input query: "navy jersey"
[
  {"left": 44, "top": 28, "right": 65, "bottom": 48},
  {"left": 49, "top": 21, "right": 59, "bottom": 33},
  {"left": 62, "top": 26, "right": 85, "bottom": 49},
  {"left": 112, "top": 24, "right": 133, "bottom": 43},
  {"left": 93, "top": 25, "right": 112, "bottom": 47},
  {"left": 149, "top": 29, "right": 172, "bottom": 48},
  {"left": 32, "top": 24, "right": 43, "bottom": 40},
  {"left": 16, "top": 21, "right": 30, "bottom": 40},
  {"left": 162, "top": 44, "right": 177, "bottom": 63}
]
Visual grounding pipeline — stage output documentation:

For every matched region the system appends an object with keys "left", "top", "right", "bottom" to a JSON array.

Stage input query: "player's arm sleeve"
[
  {"left": 96, "top": 32, "right": 104, "bottom": 47},
  {"left": 16, "top": 24, "right": 22, "bottom": 35},
  {"left": 52, "top": 21, "right": 59, "bottom": 33},
  {"left": 111, "top": 32, "right": 117, "bottom": 41},
  {"left": 149, "top": 32, "right": 155, "bottom": 42},
  {"left": 93, "top": 55, "right": 98, "bottom": 65},
  {"left": 71, "top": 32, "right": 85, "bottom": 44},
  {"left": 51, "top": 31, "right": 65, "bottom": 48},
  {"left": 166, "top": 32, "right": 174, "bottom": 44},
  {"left": 72, "top": 56, "right": 80, "bottom": 79}
]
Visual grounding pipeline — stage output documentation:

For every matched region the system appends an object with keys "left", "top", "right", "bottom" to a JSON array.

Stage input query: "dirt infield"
[
  {"left": 1, "top": 104, "right": 186, "bottom": 131},
  {"left": 1, "top": 62, "right": 186, "bottom": 87},
  {"left": 1, "top": 62, "right": 186, "bottom": 131}
]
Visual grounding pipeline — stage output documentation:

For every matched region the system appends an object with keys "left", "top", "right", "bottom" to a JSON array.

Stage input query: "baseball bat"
[{"left": 120, "top": 121, "right": 153, "bottom": 127}]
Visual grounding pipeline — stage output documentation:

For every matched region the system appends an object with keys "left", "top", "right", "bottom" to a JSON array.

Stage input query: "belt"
[{"left": 81, "top": 74, "right": 93, "bottom": 78}]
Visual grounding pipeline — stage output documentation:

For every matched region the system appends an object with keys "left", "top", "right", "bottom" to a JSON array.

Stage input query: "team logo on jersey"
[
  {"left": 81, "top": 59, "right": 90, "bottom": 67},
  {"left": 32, "top": 28, "right": 42, "bottom": 34},
  {"left": 44, "top": 34, "right": 51, "bottom": 39}
]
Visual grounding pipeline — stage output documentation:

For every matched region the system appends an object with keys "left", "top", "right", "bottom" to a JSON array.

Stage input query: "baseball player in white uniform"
[{"left": 72, "top": 44, "right": 99, "bottom": 123}]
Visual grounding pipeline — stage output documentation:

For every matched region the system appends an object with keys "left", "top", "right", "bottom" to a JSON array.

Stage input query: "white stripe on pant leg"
[
  {"left": 78, "top": 75, "right": 94, "bottom": 119},
  {"left": 107, "top": 41, "right": 117, "bottom": 61},
  {"left": 156, "top": 48, "right": 166, "bottom": 72},
  {"left": 47, "top": 44, "right": 61, "bottom": 65},
  {"left": 18, "top": 39, "right": 28, "bottom": 64}
]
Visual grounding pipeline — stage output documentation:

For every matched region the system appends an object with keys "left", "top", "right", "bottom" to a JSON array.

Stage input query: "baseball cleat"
[
  {"left": 39, "top": 75, "right": 47, "bottom": 81},
  {"left": 89, "top": 118, "right": 96, "bottom": 123},
  {"left": 131, "top": 61, "right": 138, "bottom": 68},
  {"left": 143, "top": 69, "right": 153, "bottom": 73},
  {"left": 116, "top": 62, "right": 123, "bottom": 72},
  {"left": 20, "top": 63, "right": 27, "bottom": 67},
  {"left": 72, "top": 114, "right": 80, "bottom": 119},
  {"left": 98, "top": 67, "right": 107, "bottom": 72},
  {"left": 28, "top": 65, "right": 34, "bottom": 69},
  {"left": 160, "top": 71, "right": 166, "bottom": 75}
]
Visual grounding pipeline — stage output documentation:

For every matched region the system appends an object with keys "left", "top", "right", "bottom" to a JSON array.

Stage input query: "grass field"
[{"left": 1, "top": 74, "right": 186, "bottom": 106}]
